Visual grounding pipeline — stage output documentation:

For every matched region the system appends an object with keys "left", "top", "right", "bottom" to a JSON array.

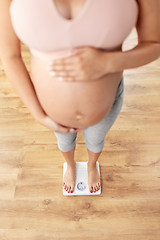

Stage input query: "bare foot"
[
  {"left": 87, "top": 163, "right": 101, "bottom": 193},
  {"left": 63, "top": 162, "right": 76, "bottom": 193}
]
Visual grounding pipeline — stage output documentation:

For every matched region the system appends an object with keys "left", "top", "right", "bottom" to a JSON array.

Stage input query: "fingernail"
[
  {"left": 70, "top": 128, "right": 75, "bottom": 132},
  {"left": 58, "top": 77, "right": 64, "bottom": 81},
  {"left": 49, "top": 71, "right": 56, "bottom": 76}
]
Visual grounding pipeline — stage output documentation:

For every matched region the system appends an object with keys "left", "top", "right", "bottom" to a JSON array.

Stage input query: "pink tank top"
[{"left": 9, "top": 0, "right": 139, "bottom": 61}]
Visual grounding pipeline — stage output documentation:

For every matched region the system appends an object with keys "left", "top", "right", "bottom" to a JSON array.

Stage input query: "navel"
[
  {"left": 75, "top": 111, "right": 85, "bottom": 120},
  {"left": 75, "top": 115, "right": 82, "bottom": 120}
]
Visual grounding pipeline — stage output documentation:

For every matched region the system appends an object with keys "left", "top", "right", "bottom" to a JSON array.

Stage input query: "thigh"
[{"left": 83, "top": 77, "right": 124, "bottom": 144}]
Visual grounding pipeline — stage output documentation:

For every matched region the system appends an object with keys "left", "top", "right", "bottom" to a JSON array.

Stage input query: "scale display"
[{"left": 77, "top": 182, "right": 86, "bottom": 191}]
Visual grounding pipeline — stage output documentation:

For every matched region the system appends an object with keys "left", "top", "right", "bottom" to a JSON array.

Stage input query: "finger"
[
  {"left": 53, "top": 53, "right": 82, "bottom": 69},
  {"left": 47, "top": 53, "right": 75, "bottom": 66},
  {"left": 69, "top": 47, "right": 87, "bottom": 54},
  {"left": 55, "top": 48, "right": 83, "bottom": 60},
  {"left": 52, "top": 57, "right": 74, "bottom": 67},
  {"left": 58, "top": 126, "right": 70, "bottom": 134},
  {"left": 56, "top": 70, "right": 76, "bottom": 78},
  {"left": 56, "top": 123, "right": 70, "bottom": 132},
  {"left": 57, "top": 125, "right": 78, "bottom": 134},
  {"left": 47, "top": 47, "right": 86, "bottom": 67},
  {"left": 69, "top": 128, "right": 78, "bottom": 133}
]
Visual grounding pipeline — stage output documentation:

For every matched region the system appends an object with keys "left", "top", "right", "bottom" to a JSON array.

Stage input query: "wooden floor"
[{"left": 0, "top": 28, "right": 160, "bottom": 240}]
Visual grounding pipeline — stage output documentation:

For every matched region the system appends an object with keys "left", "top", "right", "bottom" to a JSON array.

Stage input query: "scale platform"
[{"left": 63, "top": 162, "right": 101, "bottom": 196}]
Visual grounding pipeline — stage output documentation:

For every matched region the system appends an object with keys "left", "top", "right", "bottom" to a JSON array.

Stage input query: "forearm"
[
  {"left": 107, "top": 42, "right": 160, "bottom": 73},
  {"left": 1, "top": 56, "right": 45, "bottom": 120}
]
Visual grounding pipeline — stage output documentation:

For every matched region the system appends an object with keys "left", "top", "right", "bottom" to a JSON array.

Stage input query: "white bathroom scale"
[{"left": 63, "top": 162, "right": 101, "bottom": 196}]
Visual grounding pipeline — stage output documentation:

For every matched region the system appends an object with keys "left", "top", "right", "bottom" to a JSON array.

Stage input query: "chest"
[
  {"left": 10, "top": 0, "right": 139, "bottom": 52},
  {"left": 53, "top": 0, "right": 87, "bottom": 20}
]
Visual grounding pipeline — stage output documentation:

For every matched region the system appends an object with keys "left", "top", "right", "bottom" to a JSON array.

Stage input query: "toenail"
[
  {"left": 71, "top": 191, "right": 73, "bottom": 193},
  {"left": 90, "top": 190, "right": 93, "bottom": 193},
  {"left": 94, "top": 191, "right": 96, "bottom": 193}
]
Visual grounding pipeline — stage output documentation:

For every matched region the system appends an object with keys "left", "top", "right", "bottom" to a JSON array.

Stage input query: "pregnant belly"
[{"left": 30, "top": 54, "right": 123, "bottom": 128}]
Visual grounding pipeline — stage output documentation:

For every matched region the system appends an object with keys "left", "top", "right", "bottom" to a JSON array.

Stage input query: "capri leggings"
[{"left": 54, "top": 77, "right": 124, "bottom": 153}]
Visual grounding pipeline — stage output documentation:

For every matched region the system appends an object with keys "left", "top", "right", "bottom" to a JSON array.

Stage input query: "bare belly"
[{"left": 30, "top": 53, "right": 123, "bottom": 128}]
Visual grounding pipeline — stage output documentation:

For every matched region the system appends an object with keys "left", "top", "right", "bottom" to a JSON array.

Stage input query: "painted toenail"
[
  {"left": 90, "top": 190, "right": 93, "bottom": 193},
  {"left": 71, "top": 191, "right": 73, "bottom": 193}
]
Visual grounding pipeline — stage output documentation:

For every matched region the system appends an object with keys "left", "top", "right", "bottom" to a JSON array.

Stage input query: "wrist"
[{"left": 104, "top": 51, "right": 125, "bottom": 74}]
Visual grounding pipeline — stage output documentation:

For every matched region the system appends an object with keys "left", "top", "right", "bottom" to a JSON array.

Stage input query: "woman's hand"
[
  {"left": 36, "top": 114, "right": 86, "bottom": 134},
  {"left": 46, "top": 47, "right": 109, "bottom": 82}
]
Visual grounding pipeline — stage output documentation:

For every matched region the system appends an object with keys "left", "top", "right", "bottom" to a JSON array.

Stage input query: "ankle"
[
  {"left": 88, "top": 162, "right": 97, "bottom": 169},
  {"left": 66, "top": 161, "right": 76, "bottom": 169}
]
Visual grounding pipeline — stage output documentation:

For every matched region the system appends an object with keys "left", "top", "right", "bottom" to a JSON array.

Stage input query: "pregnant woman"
[{"left": 0, "top": 0, "right": 160, "bottom": 194}]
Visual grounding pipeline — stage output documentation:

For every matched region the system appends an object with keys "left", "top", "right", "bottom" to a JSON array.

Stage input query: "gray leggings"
[{"left": 54, "top": 77, "right": 124, "bottom": 153}]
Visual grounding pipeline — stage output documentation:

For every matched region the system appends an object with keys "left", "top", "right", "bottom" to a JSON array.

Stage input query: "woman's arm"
[
  {"left": 104, "top": 0, "right": 160, "bottom": 73},
  {"left": 1, "top": 57, "right": 46, "bottom": 120},
  {"left": 0, "top": 0, "right": 45, "bottom": 120},
  {"left": 46, "top": 0, "right": 160, "bottom": 82}
]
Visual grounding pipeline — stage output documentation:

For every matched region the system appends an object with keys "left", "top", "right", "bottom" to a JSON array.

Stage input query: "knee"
[
  {"left": 54, "top": 132, "right": 77, "bottom": 152},
  {"left": 58, "top": 141, "right": 76, "bottom": 152},
  {"left": 85, "top": 138, "right": 105, "bottom": 153}
]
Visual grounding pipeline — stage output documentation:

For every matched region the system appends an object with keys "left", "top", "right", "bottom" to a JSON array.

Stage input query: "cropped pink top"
[{"left": 9, "top": 0, "right": 139, "bottom": 61}]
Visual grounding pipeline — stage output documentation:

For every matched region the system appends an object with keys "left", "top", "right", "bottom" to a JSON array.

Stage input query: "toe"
[
  {"left": 66, "top": 185, "right": 70, "bottom": 192},
  {"left": 89, "top": 185, "right": 93, "bottom": 193},
  {"left": 70, "top": 185, "right": 74, "bottom": 193},
  {"left": 63, "top": 183, "right": 66, "bottom": 189}
]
